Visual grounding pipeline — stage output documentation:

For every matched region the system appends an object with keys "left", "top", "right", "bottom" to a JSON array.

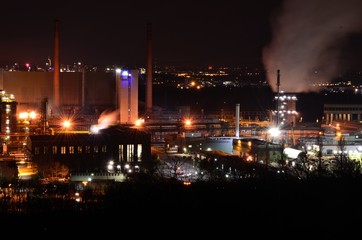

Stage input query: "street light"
[
  {"left": 63, "top": 120, "right": 71, "bottom": 128},
  {"left": 268, "top": 127, "right": 281, "bottom": 143},
  {"left": 134, "top": 118, "right": 145, "bottom": 127},
  {"left": 62, "top": 120, "right": 71, "bottom": 131},
  {"left": 184, "top": 118, "right": 192, "bottom": 128}
]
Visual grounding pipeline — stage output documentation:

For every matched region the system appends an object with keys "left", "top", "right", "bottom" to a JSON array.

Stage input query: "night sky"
[
  {"left": 0, "top": 0, "right": 280, "bottom": 67},
  {"left": 0, "top": 0, "right": 361, "bottom": 93}
]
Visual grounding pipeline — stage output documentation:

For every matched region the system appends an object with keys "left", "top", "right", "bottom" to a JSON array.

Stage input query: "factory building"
[
  {"left": 274, "top": 92, "right": 298, "bottom": 128},
  {"left": 0, "top": 68, "right": 140, "bottom": 130},
  {"left": 26, "top": 125, "right": 151, "bottom": 173},
  {"left": 324, "top": 104, "right": 362, "bottom": 124},
  {"left": 0, "top": 70, "right": 116, "bottom": 116}
]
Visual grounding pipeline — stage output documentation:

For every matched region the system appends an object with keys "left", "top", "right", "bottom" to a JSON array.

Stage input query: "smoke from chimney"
[{"left": 262, "top": 0, "right": 362, "bottom": 93}]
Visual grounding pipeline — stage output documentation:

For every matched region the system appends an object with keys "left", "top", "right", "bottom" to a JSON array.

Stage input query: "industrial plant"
[{"left": 0, "top": 20, "right": 361, "bottom": 185}]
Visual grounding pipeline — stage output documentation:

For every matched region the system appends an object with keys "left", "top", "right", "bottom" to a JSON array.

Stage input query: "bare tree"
[{"left": 37, "top": 161, "right": 69, "bottom": 181}]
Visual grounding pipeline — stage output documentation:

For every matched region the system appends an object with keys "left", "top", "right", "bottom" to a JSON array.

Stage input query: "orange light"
[
  {"left": 63, "top": 120, "right": 71, "bottom": 128},
  {"left": 185, "top": 119, "right": 192, "bottom": 126},
  {"left": 135, "top": 118, "right": 144, "bottom": 127},
  {"left": 183, "top": 181, "right": 191, "bottom": 186}
]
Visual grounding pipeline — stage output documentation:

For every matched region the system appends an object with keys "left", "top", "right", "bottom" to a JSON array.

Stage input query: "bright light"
[
  {"left": 135, "top": 118, "right": 144, "bottom": 127},
  {"left": 63, "top": 120, "right": 71, "bottom": 128},
  {"left": 19, "top": 111, "right": 37, "bottom": 119},
  {"left": 29, "top": 111, "right": 37, "bottom": 119},
  {"left": 90, "top": 125, "right": 100, "bottom": 133},
  {"left": 107, "top": 160, "right": 114, "bottom": 171},
  {"left": 268, "top": 127, "right": 280, "bottom": 137},
  {"left": 19, "top": 112, "right": 28, "bottom": 119},
  {"left": 121, "top": 70, "right": 129, "bottom": 77},
  {"left": 185, "top": 119, "right": 192, "bottom": 126}
]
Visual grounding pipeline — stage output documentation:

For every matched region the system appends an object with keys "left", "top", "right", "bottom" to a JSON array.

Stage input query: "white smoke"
[
  {"left": 263, "top": 0, "right": 362, "bottom": 93},
  {"left": 90, "top": 109, "right": 119, "bottom": 133}
]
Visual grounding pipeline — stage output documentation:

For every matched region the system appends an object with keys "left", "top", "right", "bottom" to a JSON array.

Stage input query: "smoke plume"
[{"left": 263, "top": 0, "right": 362, "bottom": 93}]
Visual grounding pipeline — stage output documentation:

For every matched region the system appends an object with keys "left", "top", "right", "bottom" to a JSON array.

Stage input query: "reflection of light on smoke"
[
  {"left": 263, "top": 0, "right": 362, "bottom": 93},
  {"left": 90, "top": 110, "right": 119, "bottom": 133}
]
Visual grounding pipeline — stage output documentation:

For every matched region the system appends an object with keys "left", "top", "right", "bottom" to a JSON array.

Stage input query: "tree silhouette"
[{"left": 37, "top": 160, "right": 69, "bottom": 181}]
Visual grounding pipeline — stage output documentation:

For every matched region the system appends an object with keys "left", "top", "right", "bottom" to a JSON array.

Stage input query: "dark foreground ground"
[{"left": 1, "top": 178, "right": 362, "bottom": 238}]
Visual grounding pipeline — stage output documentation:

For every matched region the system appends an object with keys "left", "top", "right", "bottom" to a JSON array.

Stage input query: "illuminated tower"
[
  {"left": 273, "top": 70, "right": 298, "bottom": 127},
  {"left": 275, "top": 92, "right": 298, "bottom": 127},
  {"left": 117, "top": 69, "right": 139, "bottom": 124},
  {"left": 0, "top": 90, "right": 18, "bottom": 136}
]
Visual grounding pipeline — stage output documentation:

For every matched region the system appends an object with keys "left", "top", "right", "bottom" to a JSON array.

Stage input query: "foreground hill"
[{"left": 1, "top": 177, "right": 361, "bottom": 238}]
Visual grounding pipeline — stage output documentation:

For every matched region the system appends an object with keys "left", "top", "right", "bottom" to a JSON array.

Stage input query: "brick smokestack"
[
  {"left": 276, "top": 69, "right": 280, "bottom": 126},
  {"left": 54, "top": 19, "right": 60, "bottom": 110},
  {"left": 146, "top": 22, "right": 153, "bottom": 115}
]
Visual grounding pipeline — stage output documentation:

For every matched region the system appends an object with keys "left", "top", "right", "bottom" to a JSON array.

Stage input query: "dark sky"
[
  {"left": 0, "top": 0, "right": 282, "bottom": 68},
  {"left": 1, "top": 0, "right": 361, "bottom": 93}
]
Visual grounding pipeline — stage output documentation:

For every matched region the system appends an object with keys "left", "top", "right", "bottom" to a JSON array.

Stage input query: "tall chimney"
[
  {"left": 276, "top": 69, "right": 280, "bottom": 126},
  {"left": 146, "top": 22, "right": 153, "bottom": 115},
  {"left": 235, "top": 103, "right": 240, "bottom": 138},
  {"left": 54, "top": 19, "right": 60, "bottom": 110}
]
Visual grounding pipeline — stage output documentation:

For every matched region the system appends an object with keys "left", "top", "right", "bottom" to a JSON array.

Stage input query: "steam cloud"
[
  {"left": 263, "top": 0, "right": 362, "bottom": 93},
  {"left": 97, "top": 109, "right": 119, "bottom": 129}
]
